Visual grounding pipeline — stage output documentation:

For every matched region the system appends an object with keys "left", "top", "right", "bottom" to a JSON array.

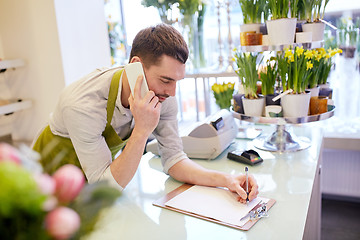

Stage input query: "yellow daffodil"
[
  {"left": 211, "top": 84, "right": 220, "bottom": 94},
  {"left": 318, "top": 48, "right": 326, "bottom": 55},
  {"left": 219, "top": 84, "right": 224, "bottom": 92},
  {"left": 306, "top": 61, "right": 313, "bottom": 70},
  {"left": 320, "top": 51, "right": 327, "bottom": 58},
  {"left": 329, "top": 48, "right": 337, "bottom": 57},
  {"left": 304, "top": 50, "right": 313, "bottom": 59},
  {"left": 285, "top": 48, "right": 293, "bottom": 59},
  {"left": 288, "top": 55, "right": 294, "bottom": 62},
  {"left": 296, "top": 46, "right": 304, "bottom": 56},
  {"left": 315, "top": 53, "right": 322, "bottom": 61},
  {"left": 211, "top": 81, "right": 235, "bottom": 109}
]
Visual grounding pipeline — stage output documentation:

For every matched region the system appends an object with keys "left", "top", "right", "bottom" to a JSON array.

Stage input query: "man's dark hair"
[{"left": 129, "top": 24, "right": 189, "bottom": 67}]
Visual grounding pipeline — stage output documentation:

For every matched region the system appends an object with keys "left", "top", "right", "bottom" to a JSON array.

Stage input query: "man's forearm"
[
  {"left": 168, "top": 158, "right": 252, "bottom": 201},
  {"left": 168, "top": 158, "right": 231, "bottom": 188},
  {"left": 110, "top": 128, "right": 148, "bottom": 188}
]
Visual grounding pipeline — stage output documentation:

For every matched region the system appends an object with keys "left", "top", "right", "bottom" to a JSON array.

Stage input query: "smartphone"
[{"left": 124, "top": 62, "right": 149, "bottom": 98}]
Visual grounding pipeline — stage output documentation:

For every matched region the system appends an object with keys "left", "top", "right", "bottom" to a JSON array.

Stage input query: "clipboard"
[{"left": 153, "top": 184, "right": 276, "bottom": 231}]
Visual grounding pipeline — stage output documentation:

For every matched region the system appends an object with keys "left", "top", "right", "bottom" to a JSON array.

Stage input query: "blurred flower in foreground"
[
  {"left": 0, "top": 143, "right": 21, "bottom": 164},
  {"left": 53, "top": 164, "right": 85, "bottom": 203},
  {"left": 0, "top": 143, "right": 121, "bottom": 239},
  {"left": 45, "top": 206, "right": 80, "bottom": 240}
]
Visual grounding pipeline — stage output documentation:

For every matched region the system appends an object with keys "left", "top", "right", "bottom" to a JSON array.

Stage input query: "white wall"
[
  {"left": 0, "top": 0, "right": 111, "bottom": 141},
  {"left": 54, "top": 0, "right": 111, "bottom": 85}
]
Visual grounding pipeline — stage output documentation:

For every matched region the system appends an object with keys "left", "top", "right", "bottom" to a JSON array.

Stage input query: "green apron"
[{"left": 33, "top": 69, "right": 128, "bottom": 175}]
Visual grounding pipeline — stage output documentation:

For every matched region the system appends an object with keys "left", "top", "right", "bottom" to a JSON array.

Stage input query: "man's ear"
[{"left": 130, "top": 56, "right": 141, "bottom": 63}]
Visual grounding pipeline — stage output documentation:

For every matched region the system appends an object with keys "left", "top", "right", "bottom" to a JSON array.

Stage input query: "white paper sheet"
[{"left": 165, "top": 185, "right": 269, "bottom": 227}]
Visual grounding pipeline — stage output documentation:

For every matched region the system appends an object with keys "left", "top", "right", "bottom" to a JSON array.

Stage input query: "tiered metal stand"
[
  {"left": 239, "top": 41, "right": 324, "bottom": 52},
  {"left": 232, "top": 40, "right": 332, "bottom": 152},
  {"left": 231, "top": 105, "right": 335, "bottom": 152}
]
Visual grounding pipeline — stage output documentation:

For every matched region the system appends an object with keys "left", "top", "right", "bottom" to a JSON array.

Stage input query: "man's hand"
[
  {"left": 128, "top": 75, "right": 161, "bottom": 137},
  {"left": 111, "top": 75, "right": 161, "bottom": 188},
  {"left": 168, "top": 158, "right": 259, "bottom": 204},
  {"left": 226, "top": 174, "right": 259, "bottom": 203}
]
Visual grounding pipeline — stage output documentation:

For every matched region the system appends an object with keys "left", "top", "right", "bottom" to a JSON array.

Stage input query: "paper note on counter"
[{"left": 165, "top": 185, "right": 269, "bottom": 227}]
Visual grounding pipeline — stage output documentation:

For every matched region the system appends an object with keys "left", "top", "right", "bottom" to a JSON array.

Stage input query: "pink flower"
[
  {"left": 45, "top": 206, "right": 80, "bottom": 239},
  {"left": 34, "top": 173, "right": 56, "bottom": 195},
  {"left": 34, "top": 173, "right": 58, "bottom": 211},
  {"left": 52, "top": 164, "right": 85, "bottom": 203},
  {"left": 0, "top": 143, "right": 21, "bottom": 164}
]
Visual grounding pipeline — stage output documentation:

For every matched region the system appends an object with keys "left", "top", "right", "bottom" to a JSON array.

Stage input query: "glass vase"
[
  {"left": 181, "top": 13, "right": 206, "bottom": 71},
  {"left": 181, "top": 14, "right": 198, "bottom": 71}
]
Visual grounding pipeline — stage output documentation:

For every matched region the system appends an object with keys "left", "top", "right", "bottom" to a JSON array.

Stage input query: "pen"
[{"left": 245, "top": 167, "right": 249, "bottom": 203}]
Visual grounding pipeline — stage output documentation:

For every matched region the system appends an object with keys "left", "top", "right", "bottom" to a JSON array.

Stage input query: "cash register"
[{"left": 146, "top": 109, "right": 237, "bottom": 159}]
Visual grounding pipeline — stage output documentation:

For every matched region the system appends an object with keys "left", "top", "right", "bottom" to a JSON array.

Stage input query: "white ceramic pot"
[
  {"left": 242, "top": 96, "right": 265, "bottom": 117},
  {"left": 262, "top": 35, "right": 270, "bottom": 46},
  {"left": 296, "top": 32, "right": 312, "bottom": 43},
  {"left": 318, "top": 82, "right": 330, "bottom": 89},
  {"left": 266, "top": 18, "right": 297, "bottom": 45},
  {"left": 240, "top": 23, "right": 263, "bottom": 33},
  {"left": 306, "top": 86, "right": 320, "bottom": 97},
  {"left": 281, "top": 91, "right": 311, "bottom": 117},
  {"left": 302, "top": 22, "right": 325, "bottom": 41}
]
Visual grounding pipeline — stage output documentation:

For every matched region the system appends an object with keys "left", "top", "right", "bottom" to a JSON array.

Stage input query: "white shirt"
[{"left": 48, "top": 66, "right": 187, "bottom": 189}]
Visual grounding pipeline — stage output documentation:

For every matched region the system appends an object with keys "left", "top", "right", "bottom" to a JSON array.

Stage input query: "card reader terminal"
[{"left": 227, "top": 149, "right": 263, "bottom": 166}]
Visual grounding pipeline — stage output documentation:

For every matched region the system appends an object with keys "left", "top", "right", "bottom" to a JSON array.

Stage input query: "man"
[{"left": 33, "top": 24, "right": 258, "bottom": 203}]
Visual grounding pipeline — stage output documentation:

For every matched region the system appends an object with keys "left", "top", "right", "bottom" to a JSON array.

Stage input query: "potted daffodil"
[
  {"left": 277, "top": 46, "right": 314, "bottom": 117},
  {"left": 211, "top": 82, "right": 235, "bottom": 109},
  {"left": 302, "top": 0, "right": 330, "bottom": 41},
  {"left": 233, "top": 50, "right": 264, "bottom": 116},
  {"left": 238, "top": 0, "right": 268, "bottom": 45},
  {"left": 259, "top": 58, "right": 280, "bottom": 106},
  {"left": 304, "top": 48, "right": 342, "bottom": 99},
  {"left": 266, "top": 0, "right": 297, "bottom": 45}
]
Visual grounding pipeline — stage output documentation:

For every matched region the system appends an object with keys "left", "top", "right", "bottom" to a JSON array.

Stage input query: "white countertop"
[{"left": 85, "top": 125, "right": 323, "bottom": 240}]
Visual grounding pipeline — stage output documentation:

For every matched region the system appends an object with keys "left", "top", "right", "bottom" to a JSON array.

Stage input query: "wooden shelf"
[
  {"left": 0, "top": 99, "right": 32, "bottom": 115},
  {"left": 0, "top": 59, "right": 25, "bottom": 70}
]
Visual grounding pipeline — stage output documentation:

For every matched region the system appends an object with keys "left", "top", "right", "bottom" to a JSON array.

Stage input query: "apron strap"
[
  {"left": 103, "top": 69, "right": 128, "bottom": 158},
  {"left": 106, "top": 69, "right": 123, "bottom": 124}
]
